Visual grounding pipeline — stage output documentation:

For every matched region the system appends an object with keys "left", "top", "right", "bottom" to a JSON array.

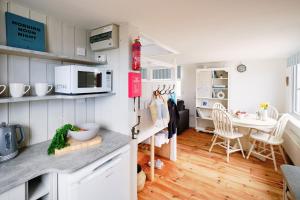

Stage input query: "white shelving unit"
[{"left": 195, "top": 68, "right": 230, "bottom": 133}]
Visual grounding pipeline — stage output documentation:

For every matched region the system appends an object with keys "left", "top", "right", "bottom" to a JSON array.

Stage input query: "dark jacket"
[{"left": 167, "top": 99, "right": 180, "bottom": 139}]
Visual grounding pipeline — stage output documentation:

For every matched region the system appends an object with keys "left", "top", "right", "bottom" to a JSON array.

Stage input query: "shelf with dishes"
[{"left": 0, "top": 45, "right": 101, "bottom": 65}]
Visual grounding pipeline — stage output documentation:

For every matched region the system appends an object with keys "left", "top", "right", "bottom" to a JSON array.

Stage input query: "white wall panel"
[
  {"left": 0, "top": 1, "right": 7, "bottom": 45},
  {"left": 62, "top": 23, "right": 75, "bottom": 57},
  {"left": 75, "top": 99, "right": 87, "bottom": 124},
  {"left": 86, "top": 98, "right": 95, "bottom": 123},
  {"left": 0, "top": 54, "right": 8, "bottom": 96},
  {"left": 75, "top": 28, "right": 86, "bottom": 58},
  {"left": 29, "top": 58, "right": 48, "bottom": 144},
  {"left": 8, "top": 55, "right": 30, "bottom": 83},
  {"left": 30, "top": 58, "right": 47, "bottom": 95},
  {"left": 9, "top": 102, "right": 30, "bottom": 146},
  {"left": 86, "top": 30, "right": 93, "bottom": 60},
  {"left": 0, "top": 54, "right": 8, "bottom": 125},
  {"left": 46, "top": 61, "right": 61, "bottom": 95},
  {"left": 0, "top": 104, "right": 8, "bottom": 123},
  {"left": 30, "top": 101, "right": 47, "bottom": 144},
  {"left": 63, "top": 99, "right": 75, "bottom": 124},
  {"left": 7, "top": 2, "right": 29, "bottom": 17},
  {"left": 29, "top": 10, "right": 46, "bottom": 23},
  {"left": 47, "top": 100, "right": 63, "bottom": 139},
  {"left": 46, "top": 17, "right": 62, "bottom": 54}
]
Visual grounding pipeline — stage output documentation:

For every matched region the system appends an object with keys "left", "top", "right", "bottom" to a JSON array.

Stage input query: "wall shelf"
[
  {"left": 0, "top": 45, "right": 101, "bottom": 65},
  {"left": 0, "top": 93, "right": 115, "bottom": 104}
]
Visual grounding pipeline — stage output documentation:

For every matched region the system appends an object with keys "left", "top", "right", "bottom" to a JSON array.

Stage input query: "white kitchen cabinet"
[
  {"left": 0, "top": 183, "right": 26, "bottom": 200},
  {"left": 58, "top": 145, "right": 130, "bottom": 200}
]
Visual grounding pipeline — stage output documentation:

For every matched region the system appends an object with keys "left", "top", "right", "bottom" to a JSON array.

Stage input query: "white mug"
[
  {"left": 0, "top": 85, "right": 6, "bottom": 95},
  {"left": 35, "top": 83, "right": 53, "bottom": 96},
  {"left": 9, "top": 83, "right": 31, "bottom": 98}
]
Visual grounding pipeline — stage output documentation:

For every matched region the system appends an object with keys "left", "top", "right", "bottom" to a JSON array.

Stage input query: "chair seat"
[
  {"left": 250, "top": 131, "right": 284, "bottom": 145},
  {"left": 215, "top": 131, "right": 244, "bottom": 139}
]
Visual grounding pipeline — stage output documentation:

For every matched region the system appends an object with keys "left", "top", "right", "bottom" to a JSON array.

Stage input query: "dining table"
[{"left": 231, "top": 114, "right": 278, "bottom": 161}]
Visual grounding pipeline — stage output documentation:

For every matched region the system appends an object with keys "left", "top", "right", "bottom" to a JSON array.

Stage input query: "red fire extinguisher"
[{"left": 132, "top": 38, "right": 141, "bottom": 70}]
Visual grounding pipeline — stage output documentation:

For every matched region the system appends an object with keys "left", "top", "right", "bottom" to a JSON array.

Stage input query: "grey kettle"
[{"left": 0, "top": 122, "right": 25, "bottom": 162}]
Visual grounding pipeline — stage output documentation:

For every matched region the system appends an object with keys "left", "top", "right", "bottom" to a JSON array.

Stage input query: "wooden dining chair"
[
  {"left": 210, "top": 103, "right": 227, "bottom": 141},
  {"left": 254, "top": 105, "right": 280, "bottom": 150},
  {"left": 246, "top": 114, "right": 290, "bottom": 171},
  {"left": 209, "top": 108, "right": 245, "bottom": 162},
  {"left": 268, "top": 105, "right": 279, "bottom": 120}
]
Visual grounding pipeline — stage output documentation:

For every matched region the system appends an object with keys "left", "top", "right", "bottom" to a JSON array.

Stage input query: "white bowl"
[{"left": 68, "top": 123, "right": 100, "bottom": 141}]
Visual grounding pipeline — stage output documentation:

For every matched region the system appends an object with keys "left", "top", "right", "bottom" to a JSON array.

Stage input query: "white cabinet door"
[
  {"left": 70, "top": 150, "right": 130, "bottom": 200},
  {"left": 0, "top": 183, "right": 26, "bottom": 200}
]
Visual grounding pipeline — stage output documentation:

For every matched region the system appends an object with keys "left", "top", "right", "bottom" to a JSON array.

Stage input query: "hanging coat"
[{"left": 167, "top": 99, "right": 180, "bottom": 139}]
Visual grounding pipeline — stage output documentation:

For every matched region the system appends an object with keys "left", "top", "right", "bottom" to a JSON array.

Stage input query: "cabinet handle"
[{"left": 78, "top": 157, "right": 122, "bottom": 184}]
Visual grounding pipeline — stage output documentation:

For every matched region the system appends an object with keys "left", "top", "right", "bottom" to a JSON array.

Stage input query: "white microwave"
[{"left": 55, "top": 65, "right": 112, "bottom": 94}]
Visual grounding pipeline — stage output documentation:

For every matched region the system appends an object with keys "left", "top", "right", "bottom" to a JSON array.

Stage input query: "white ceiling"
[{"left": 14, "top": 0, "right": 300, "bottom": 64}]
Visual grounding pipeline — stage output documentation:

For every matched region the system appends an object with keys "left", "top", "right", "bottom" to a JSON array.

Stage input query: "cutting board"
[{"left": 55, "top": 136, "right": 102, "bottom": 156}]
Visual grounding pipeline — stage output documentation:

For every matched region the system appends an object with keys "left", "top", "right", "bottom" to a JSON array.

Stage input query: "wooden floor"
[{"left": 138, "top": 128, "right": 286, "bottom": 200}]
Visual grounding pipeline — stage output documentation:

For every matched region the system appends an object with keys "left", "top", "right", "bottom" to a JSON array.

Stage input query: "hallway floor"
[{"left": 138, "top": 128, "right": 285, "bottom": 200}]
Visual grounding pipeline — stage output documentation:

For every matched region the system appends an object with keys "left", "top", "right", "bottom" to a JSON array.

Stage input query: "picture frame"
[{"left": 202, "top": 100, "right": 208, "bottom": 107}]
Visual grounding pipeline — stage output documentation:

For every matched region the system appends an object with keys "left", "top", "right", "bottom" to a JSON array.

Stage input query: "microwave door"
[{"left": 74, "top": 71, "right": 104, "bottom": 94}]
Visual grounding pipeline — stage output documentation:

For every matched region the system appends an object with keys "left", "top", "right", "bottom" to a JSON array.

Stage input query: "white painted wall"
[
  {"left": 180, "top": 64, "right": 197, "bottom": 127},
  {"left": 181, "top": 59, "right": 287, "bottom": 127},
  {"left": 228, "top": 59, "right": 286, "bottom": 113}
]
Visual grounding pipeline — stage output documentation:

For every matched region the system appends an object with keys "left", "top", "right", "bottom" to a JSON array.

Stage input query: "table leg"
[
  {"left": 239, "top": 127, "right": 266, "bottom": 161},
  {"left": 150, "top": 135, "right": 155, "bottom": 181}
]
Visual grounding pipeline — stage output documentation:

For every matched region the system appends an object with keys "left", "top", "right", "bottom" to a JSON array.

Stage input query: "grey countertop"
[
  {"left": 281, "top": 164, "right": 300, "bottom": 200},
  {"left": 0, "top": 129, "right": 131, "bottom": 194}
]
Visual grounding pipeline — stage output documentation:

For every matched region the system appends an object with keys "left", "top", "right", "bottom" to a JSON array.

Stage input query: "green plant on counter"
[{"left": 47, "top": 124, "right": 80, "bottom": 155}]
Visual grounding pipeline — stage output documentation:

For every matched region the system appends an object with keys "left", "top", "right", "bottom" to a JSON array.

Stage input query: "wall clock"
[{"left": 237, "top": 64, "right": 247, "bottom": 73}]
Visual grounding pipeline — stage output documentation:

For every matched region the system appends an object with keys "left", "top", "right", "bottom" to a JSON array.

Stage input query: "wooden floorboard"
[{"left": 138, "top": 128, "right": 286, "bottom": 200}]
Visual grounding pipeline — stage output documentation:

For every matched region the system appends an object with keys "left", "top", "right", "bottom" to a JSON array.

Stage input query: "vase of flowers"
[{"left": 260, "top": 102, "right": 269, "bottom": 121}]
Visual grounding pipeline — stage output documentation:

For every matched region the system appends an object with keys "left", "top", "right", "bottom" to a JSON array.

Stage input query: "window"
[
  {"left": 152, "top": 68, "right": 171, "bottom": 80},
  {"left": 177, "top": 66, "right": 182, "bottom": 79},
  {"left": 293, "top": 64, "right": 300, "bottom": 114},
  {"left": 141, "top": 68, "right": 147, "bottom": 80}
]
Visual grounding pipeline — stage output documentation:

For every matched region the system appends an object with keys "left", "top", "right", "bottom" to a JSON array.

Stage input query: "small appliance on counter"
[
  {"left": 0, "top": 122, "right": 25, "bottom": 162},
  {"left": 55, "top": 65, "right": 112, "bottom": 94}
]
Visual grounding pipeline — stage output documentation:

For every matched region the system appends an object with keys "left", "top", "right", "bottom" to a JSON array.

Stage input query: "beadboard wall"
[{"left": 0, "top": 1, "right": 96, "bottom": 146}]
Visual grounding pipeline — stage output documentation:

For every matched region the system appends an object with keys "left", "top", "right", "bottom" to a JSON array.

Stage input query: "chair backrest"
[
  {"left": 212, "top": 108, "right": 233, "bottom": 137},
  {"left": 268, "top": 105, "right": 279, "bottom": 120},
  {"left": 272, "top": 114, "right": 290, "bottom": 139},
  {"left": 213, "top": 103, "right": 226, "bottom": 111}
]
